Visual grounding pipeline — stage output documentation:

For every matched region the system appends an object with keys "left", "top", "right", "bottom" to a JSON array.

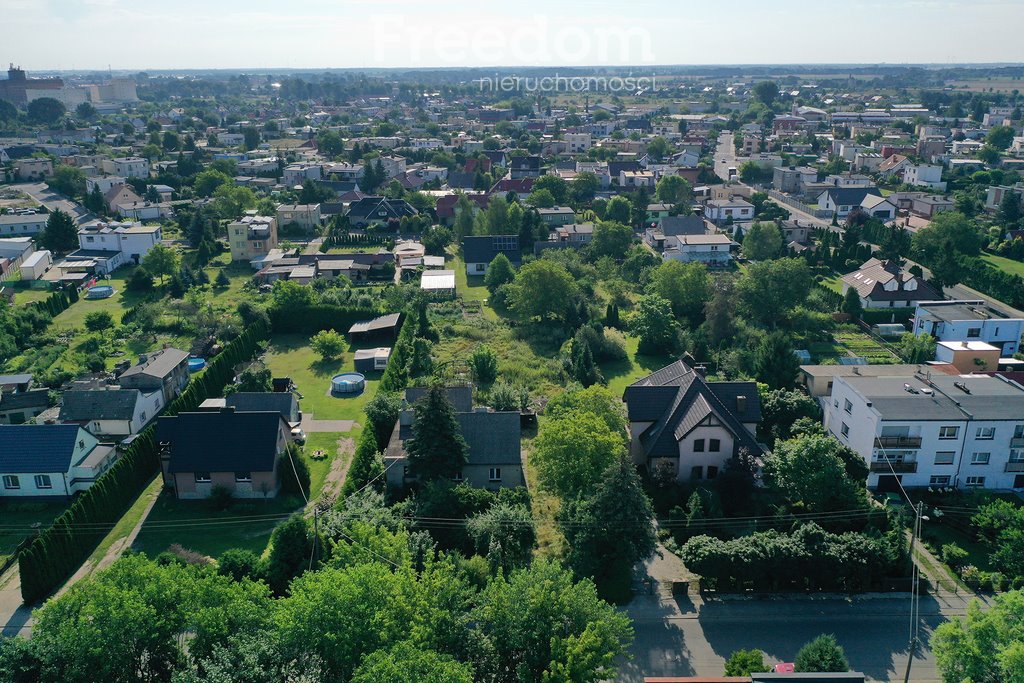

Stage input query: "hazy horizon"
[{"left": 3, "top": 0, "right": 1023, "bottom": 71}]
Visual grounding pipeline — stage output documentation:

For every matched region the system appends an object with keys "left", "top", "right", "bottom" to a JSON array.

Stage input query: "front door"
[{"left": 1014, "top": 475, "right": 1024, "bottom": 489}]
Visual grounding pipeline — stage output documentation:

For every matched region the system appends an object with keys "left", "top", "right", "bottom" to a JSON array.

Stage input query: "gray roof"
[
  {"left": 457, "top": 411, "right": 522, "bottom": 465},
  {"left": 0, "top": 374, "right": 33, "bottom": 387},
  {"left": 394, "top": 408, "right": 521, "bottom": 467},
  {"left": 406, "top": 385, "right": 473, "bottom": 414},
  {"left": 844, "top": 374, "right": 1024, "bottom": 421},
  {"left": 119, "top": 347, "right": 188, "bottom": 381},
  {"left": 59, "top": 388, "right": 140, "bottom": 421},
  {"left": 157, "top": 409, "right": 287, "bottom": 474},
  {"left": 0, "top": 424, "right": 81, "bottom": 473},
  {"left": 659, "top": 215, "right": 706, "bottom": 236},
  {"left": 0, "top": 388, "right": 50, "bottom": 411},
  {"left": 623, "top": 360, "right": 763, "bottom": 457},
  {"left": 224, "top": 392, "right": 298, "bottom": 419},
  {"left": 917, "top": 301, "right": 1020, "bottom": 323},
  {"left": 348, "top": 312, "right": 402, "bottom": 335}
]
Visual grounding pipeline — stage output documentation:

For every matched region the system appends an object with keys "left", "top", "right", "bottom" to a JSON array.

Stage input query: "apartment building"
[
  {"left": 228, "top": 213, "right": 278, "bottom": 264},
  {"left": 824, "top": 372, "right": 1024, "bottom": 491}
]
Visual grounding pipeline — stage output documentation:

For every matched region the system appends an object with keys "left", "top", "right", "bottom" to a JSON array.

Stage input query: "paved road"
[
  {"left": 619, "top": 589, "right": 973, "bottom": 683},
  {"left": 18, "top": 181, "right": 95, "bottom": 225},
  {"left": 713, "top": 132, "right": 737, "bottom": 181}
]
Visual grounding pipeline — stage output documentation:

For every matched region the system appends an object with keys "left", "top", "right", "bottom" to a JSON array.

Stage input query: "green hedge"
[
  {"left": 268, "top": 304, "right": 379, "bottom": 335},
  {"left": 18, "top": 319, "right": 270, "bottom": 603}
]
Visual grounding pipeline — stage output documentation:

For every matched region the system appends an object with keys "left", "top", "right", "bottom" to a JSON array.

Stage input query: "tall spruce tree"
[{"left": 406, "top": 384, "right": 468, "bottom": 481}]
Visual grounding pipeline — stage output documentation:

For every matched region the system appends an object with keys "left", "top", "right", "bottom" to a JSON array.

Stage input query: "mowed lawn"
[
  {"left": 601, "top": 335, "right": 675, "bottom": 397},
  {"left": 0, "top": 501, "right": 67, "bottom": 565},
  {"left": 50, "top": 269, "right": 150, "bottom": 330},
  {"left": 132, "top": 492, "right": 306, "bottom": 559},
  {"left": 982, "top": 253, "right": 1024, "bottom": 279},
  {"left": 263, "top": 334, "right": 380, "bottom": 423}
]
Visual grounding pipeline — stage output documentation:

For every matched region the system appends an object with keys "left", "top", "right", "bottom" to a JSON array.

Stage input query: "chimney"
[{"left": 736, "top": 395, "right": 747, "bottom": 413}]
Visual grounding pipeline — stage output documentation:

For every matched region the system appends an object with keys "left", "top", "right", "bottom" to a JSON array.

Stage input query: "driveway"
[{"left": 300, "top": 414, "right": 355, "bottom": 432}]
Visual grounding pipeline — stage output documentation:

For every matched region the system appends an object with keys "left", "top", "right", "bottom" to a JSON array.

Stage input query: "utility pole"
[{"left": 903, "top": 501, "right": 924, "bottom": 683}]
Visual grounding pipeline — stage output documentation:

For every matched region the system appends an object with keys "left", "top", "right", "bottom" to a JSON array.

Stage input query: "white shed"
[{"left": 20, "top": 250, "right": 52, "bottom": 280}]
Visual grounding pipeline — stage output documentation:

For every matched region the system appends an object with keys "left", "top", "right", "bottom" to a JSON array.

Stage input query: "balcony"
[
  {"left": 870, "top": 461, "right": 918, "bottom": 473},
  {"left": 1011, "top": 437, "right": 1024, "bottom": 448},
  {"left": 1005, "top": 462, "right": 1024, "bottom": 473},
  {"left": 874, "top": 436, "right": 923, "bottom": 449}
]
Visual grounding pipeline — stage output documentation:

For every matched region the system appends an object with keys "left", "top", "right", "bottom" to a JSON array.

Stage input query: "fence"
[{"left": 767, "top": 189, "right": 833, "bottom": 220}]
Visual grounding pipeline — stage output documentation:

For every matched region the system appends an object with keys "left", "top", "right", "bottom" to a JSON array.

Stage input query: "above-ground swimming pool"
[
  {"left": 85, "top": 285, "right": 115, "bottom": 299},
  {"left": 331, "top": 372, "right": 366, "bottom": 395},
  {"left": 188, "top": 358, "right": 206, "bottom": 373}
]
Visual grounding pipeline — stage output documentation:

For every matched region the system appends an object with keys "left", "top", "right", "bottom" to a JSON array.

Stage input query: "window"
[
  {"left": 1010, "top": 449, "right": 1024, "bottom": 463},
  {"left": 971, "top": 452, "right": 991, "bottom": 465},
  {"left": 452, "top": 471, "right": 463, "bottom": 481},
  {"left": 967, "top": 328, "right": 981, "bottom": 338},
  {"left": 840, "top": 422, "right": 850, "bottom": 437},
  {"left": 1015, "top": 425, "right": 1024, "bottom": 439},
  {"left": 965, "top": 476, "right": 986, "bottom": 487},
  {"left": 690, "top": 466, "right": 704, "bottom": 480},
  {"left": 2, "top": 475, "right": 19, "bottom": 489},
  {"left": 194, "top": 472, "right": 211, "bottom": 483},
  {"left": 929, "top": 475, "right": 951, "bottom": 486},
  {"left": 140, "top": 411, "right": 147, "bottom": 422},
  {"left": 934, "top": 452, "right": 955, "bottom": 465},
  {"left": 709, "top": 439, "right": 721, "bottom": 453},
  {"left": 939, "top": 426, "right": 959, "bottom": 440},
  {"left": 976, "top": 427, "right": 995, "bottom": 440},
  {"left": 844, "top": 399, "right": 853, "bottom": 414},
  {"left": 234, "top": 472, "right": 251, "bottom": 482},
  {"left": 474, "top": 263, "right": 485, "bottom": 273},
  {"left": 693, "top": 439, "right": 705, "bottom": 452},
  {"left": 707, "top": 466, "right": 719, "bottom": 480},
  {"left": 488, "top": 468, "right": 502, "bottom": 482},
  {"left": 34, "top": 475, "right": 52, "bottom": 489}
]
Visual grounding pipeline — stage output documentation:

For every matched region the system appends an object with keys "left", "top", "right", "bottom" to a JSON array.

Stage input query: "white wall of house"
[{"left": 824, "top": 377, "right": 1024, "bottom": 490}]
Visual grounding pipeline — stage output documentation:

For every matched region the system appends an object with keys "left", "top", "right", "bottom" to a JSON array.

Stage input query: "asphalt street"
[
  {"left": 618, "top": 589, "right": 975, "bottom": 683},
  {"left": 18, "top": 181, "right": 95, "bottom": 225}
]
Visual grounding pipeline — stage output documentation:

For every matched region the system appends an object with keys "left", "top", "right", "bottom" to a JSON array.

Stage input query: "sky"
[{"left": 2, "top": 0, "right": 1023, "bottom": 71}]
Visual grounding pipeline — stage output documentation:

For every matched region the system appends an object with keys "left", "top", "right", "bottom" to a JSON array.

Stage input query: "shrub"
[
  {"left": 217, "top": 548, "right": 261, "bottom": 582},
  {"left": 208, "top": 484, "right": 233, "bottom": 511},
  {"left": 214, "top": 269, "right": 231, "bottom": 287},
  {"left": 127, "top": 266, "right": 154, "bottom": 292},
  {"left": 310, "top": 329, "right": 345, "bottom": 360},
  {"left": 601, "top": 327, "right": 628, "bottom": 361},
  {"left": 84, "top": 310, "right": 114, "bottom": 332},
  {"left": 940, "top": 543, "right": 969, "bottom": 569},
  {"left": 468, "top": 345, "right": 498, "bottom": 385}
]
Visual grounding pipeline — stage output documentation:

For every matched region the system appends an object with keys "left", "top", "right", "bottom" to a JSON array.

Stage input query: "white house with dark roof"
[
  {"left": 59, "top": 385, "right": 164, "bottom": 438},
  {"left": 623, "top": 360, "right": 763, "bottom": 483},
  {"left": 841, "top": 258, "right": 941, "bottom": 309},
  {"left": 0, "top": 425, "right": 118, "bottom": 497}
]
